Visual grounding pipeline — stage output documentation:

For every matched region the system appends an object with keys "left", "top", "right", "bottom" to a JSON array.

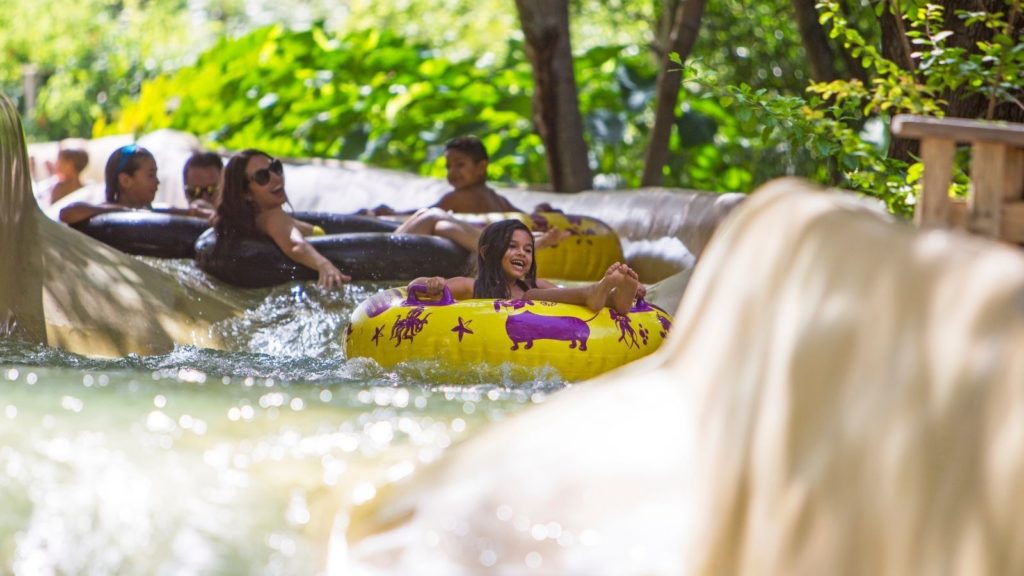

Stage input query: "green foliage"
[
  {"left": 0, "top": 0, "right": 198, "bottom": 141},
  {"left": 937, "top": 6, "right": 1024, "bottom": 112},
  {"left": 693, "top": 0, "right": 811, "bottom": 93},
  {"left": 812, "top": 1, "right": 1024, "bottom": 117},
  {"left": 653, "top": 1, "right": 1022, "bottom": 216},
  {"left": 659, "top": 60, "right": 914, "bottom": 213},
  {"left": 9, "top": 0, "right": 1021, "bottom": 218},
  {"left": 801, "top": 0, "right": 1024, "bottom": 212},
  {"left": 103, "top": 25, "right": 546, "bottom": 183}
]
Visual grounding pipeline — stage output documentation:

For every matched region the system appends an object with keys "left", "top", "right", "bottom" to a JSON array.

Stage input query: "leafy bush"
[{"left": 105, "top": 24, "right": 662, "bottom": 187}]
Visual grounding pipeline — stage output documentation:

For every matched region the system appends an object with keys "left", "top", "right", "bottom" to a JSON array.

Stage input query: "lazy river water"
[
  {"left": 3, "top": 100, "right": 743, "bottom": 573},
  {"left": 0, "top": 276, "right": 556, "bottom": 575}
]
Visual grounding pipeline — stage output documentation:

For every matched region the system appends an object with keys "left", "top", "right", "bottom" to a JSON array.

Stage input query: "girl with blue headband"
[{"left": 59, "top": 144, "right": 213, "bottom": 225}]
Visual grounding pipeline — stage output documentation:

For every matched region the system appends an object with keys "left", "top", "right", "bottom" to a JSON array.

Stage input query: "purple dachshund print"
[{"left": 505, "top": 310, "right": 599, "bottom": 351}]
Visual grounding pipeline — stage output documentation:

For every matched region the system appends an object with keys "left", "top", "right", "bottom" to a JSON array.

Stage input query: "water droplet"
[{"left": 479, "top": 549, "right": 497, "bottom": 567}]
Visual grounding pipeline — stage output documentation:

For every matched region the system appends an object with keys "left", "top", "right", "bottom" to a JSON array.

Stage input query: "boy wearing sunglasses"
[{"left": 183, "top": 151, "right": 223, "bottom": 213}]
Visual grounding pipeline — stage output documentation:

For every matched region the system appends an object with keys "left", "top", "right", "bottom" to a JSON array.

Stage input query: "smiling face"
[
  {"left": 245, "top": 155, "right": 286, "bottom": 211},
  {"left": 445, "top": 149, "right": 488, "bottom": 191},
  {"left": 500, "top": 229, "right": 535, "bottom": 282},
  {"left": 117, "top": 155, "right": 159, "bottom": 206}
]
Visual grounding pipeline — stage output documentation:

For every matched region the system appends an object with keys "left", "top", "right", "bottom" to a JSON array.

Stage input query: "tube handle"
[{"left": 405, "top": 283, "right": 455, "bottom": 306}]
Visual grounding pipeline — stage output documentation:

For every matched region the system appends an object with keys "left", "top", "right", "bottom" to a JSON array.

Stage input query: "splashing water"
[{"left": 0, "top": 257, "right": 567, "bottom": 574}]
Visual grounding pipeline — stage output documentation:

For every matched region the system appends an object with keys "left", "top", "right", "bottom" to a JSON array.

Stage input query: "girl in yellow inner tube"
[{"left": 409, "top": 219, "right": 644, "bottom": 311}]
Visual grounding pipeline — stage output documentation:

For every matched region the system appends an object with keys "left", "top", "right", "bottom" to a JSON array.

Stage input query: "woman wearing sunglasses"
[{"left": 214, "top": 149, "right": 351, "bottom": 290}]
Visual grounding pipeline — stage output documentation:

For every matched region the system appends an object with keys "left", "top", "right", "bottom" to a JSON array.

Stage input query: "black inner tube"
[
  {"left": 72, "top": 211, "right": 209, "bottom": 259},
  {"left": 72, "top": 210, "right": 399, "bottom": 259},
  {"left": 195, "top": 229, "right": 470, "bottom": 288},
  {"left": 292, "top": 211, "right": 399, "bottom": 234}
]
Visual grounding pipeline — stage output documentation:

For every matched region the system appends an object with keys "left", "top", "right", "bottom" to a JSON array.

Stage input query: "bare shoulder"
[
  {"left": 486, "top": 187, "right": 520, "bottom": 212},
  {"left": 433, "top": 192, "right": 459, "bottom": 211},
  {"left": 258, "top": 208, "right": 299, "bottom": 241},
  {"left": 535, "top": 278, "right": 558, "bottom": 289}
]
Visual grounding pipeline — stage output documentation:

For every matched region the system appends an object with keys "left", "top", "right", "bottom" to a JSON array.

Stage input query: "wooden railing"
[{"left": 891, "top": 114, "right": 1024, "bottom": 242}]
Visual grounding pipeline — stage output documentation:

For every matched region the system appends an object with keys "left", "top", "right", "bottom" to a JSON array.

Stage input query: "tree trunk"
[
  {"left": 837, "top": 0, "right": 869, "bottom": 82},
  {"left": 879, "top": 0, "right": 915, "bottom": 71},
  {"left": 879, "top": 0, "right": 918, "bottom": 162},
  {"left": 514, "top": 0, "right": 593, "bottom": 192},
  {"left": 640, "top": 0, "right": 706, "bottom": 187},
  {"left": 792, "top": 0, "right": 839, "bottom": 82}
]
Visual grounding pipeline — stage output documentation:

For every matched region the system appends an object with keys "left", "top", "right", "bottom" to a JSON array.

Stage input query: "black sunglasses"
[
  {"left": 184, "top": 184, "right": 218, "bottom": 201},
  {"left": 247, "top": 159, "right": 284, "bottom": 185}
]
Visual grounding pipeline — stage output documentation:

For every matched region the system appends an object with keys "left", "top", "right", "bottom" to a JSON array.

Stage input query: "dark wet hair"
[
  {"left": 215, "top": 149, "right": 269, "bottom": 240},
  {"left": 57, "top": 148, "right": 89, "bottom": 173},
  {"left": 445, "top": 136, "right": 488, "bottom": 163},
  {"left": 182, "top": 151, "right": 223, "bottom": 180},
  {"left": 473, "top": 219, "right": 537, "bottom": 299},
  {"left": 104, "top": 144, "right": 154, "bottom": 203}
]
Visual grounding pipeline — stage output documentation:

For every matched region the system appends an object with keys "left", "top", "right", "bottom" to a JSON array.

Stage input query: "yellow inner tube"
[
  {"left": 455, "top": 211, "right": 624, "bottom": 281},
  {"left": 346, "top": 285, "right": 673, "bottom": 382}
]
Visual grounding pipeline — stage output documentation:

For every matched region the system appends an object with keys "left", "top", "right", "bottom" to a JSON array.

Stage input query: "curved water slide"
[{"left": 0, "top": 95, "right": 241, "bottom": 357}]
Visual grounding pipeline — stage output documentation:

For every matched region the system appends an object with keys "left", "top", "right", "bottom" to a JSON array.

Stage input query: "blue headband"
[{"left": 116, "top": 144, "right": 139, "bottom": 173}]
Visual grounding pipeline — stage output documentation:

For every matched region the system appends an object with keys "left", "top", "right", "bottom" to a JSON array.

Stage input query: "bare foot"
[
  {"left": 608, "top": 272, "right": 639, "bottom": 314},
  {"left": 616, "top": 263, "right": 645, "bottom": 301},
  {"left": 618, "top": 263, "right": 639, "bottom": 282},
  {"left": 584, "top": 270, "right": 621, "bottom": 312}
]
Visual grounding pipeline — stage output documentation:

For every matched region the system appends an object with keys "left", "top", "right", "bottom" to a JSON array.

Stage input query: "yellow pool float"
[{"left": 345, "top": 285, "right": 673, "bottom": 381}]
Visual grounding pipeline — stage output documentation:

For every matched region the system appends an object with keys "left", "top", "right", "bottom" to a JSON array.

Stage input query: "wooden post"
[
  {"left": 916, "top": 138, "right": 955, "bottom": 228},
  {"left": 969, "top": 142, "right": 1006, "bottom": 238},
  {"left": 1001, "top": 148, "right": 1024, "bottom": 243}
]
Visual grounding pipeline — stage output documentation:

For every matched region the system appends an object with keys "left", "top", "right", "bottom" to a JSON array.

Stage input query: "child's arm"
[
  {"left": 153, "top": 205, "right": 216, "bottom": 223},
  {"left": 407, "top": 276, "right": 474, "bottom": 300},
  {"left": 355, "top": 204, "right": 416, "bottom": 217},
  {"left": 261, "top": 210, "right": 351, "bottom": 289},
  {"left": 59, "top": 202, "right": 126, "bottom": 225},
  {"left": 445, "top": 276, "right": 475, "bottom": 299},
  {"left": 408, "top": 276, "right": 446, "bottom": 297}
]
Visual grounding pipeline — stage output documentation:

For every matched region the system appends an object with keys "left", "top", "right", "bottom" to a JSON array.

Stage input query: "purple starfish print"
[{"left": 451, "top": 317, "right": 474, "bottom": 342}]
